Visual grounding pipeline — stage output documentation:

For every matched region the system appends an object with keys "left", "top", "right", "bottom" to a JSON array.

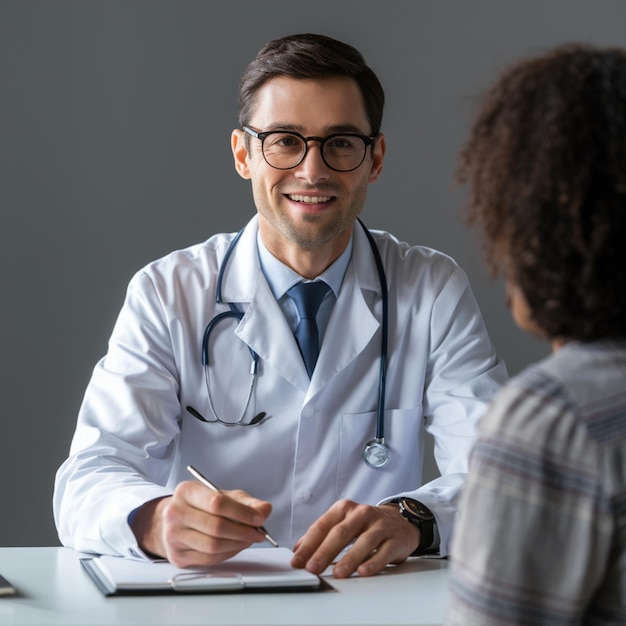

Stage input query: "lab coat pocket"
[{"left": 337, "top": 407, "right": 424, "bottom": 503}]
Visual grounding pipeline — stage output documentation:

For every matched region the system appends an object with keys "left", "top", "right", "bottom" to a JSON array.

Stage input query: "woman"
[{"left": 447, "top": 43, "right": 626, "bottom": 625}]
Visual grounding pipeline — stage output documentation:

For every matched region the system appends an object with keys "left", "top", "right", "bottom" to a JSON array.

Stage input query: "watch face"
[{"left": 401, "top": 498, "right": 434, "bottom": 521}]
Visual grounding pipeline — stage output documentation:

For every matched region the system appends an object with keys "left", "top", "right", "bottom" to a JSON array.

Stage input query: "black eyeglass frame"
[{"left": 242, "top": 125, "right": 377, "bottom": 172}]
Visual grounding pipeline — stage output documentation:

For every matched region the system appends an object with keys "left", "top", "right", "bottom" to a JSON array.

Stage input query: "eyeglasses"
[{"left": 243, "top": 126, "right": 376, "bottom": 172}]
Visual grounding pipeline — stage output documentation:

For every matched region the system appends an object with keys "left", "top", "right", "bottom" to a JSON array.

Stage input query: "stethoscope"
[{"left": 190, "top": 219, "right": 391, "bottom": 469}]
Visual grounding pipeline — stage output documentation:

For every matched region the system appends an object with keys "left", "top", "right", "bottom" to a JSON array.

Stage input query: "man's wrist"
[
  {"left": 389, "top": 498, "right": 437, "bottom": 555},
  {"left": 130, "top": 496, "right": 169, "bottom": 559}
]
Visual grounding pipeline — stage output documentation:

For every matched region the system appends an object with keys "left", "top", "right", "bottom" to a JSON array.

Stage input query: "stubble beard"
[{"left": 271, "top": 185, "right": 368, "bottom": 250}]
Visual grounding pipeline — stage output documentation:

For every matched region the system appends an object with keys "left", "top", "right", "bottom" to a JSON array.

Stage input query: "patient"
[{"left": 446, "top": 43, "right": 626, "bottom": 624}]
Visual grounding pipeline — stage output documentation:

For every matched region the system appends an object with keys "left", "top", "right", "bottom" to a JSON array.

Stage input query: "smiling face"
[{"left": 231, "top": 76, "right": 385, "bottom": 276}]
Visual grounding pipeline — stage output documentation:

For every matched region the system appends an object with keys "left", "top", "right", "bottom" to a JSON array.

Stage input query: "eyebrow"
[{"left": 261, "top": 123, "right": 371, "bottom": 136}]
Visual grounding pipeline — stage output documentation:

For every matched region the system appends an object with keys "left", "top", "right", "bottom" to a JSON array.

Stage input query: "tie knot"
[{"left": 288, "top": 281, "right": 330, "bottom": 320}]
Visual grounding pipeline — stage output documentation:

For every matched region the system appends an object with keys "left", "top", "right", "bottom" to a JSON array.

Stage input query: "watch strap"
[
  {"left": 395, "top": 498, "right": 435, "bottom": 555},
  {"left": 413, "top": 516, "right": 434, "bottom": 555}
]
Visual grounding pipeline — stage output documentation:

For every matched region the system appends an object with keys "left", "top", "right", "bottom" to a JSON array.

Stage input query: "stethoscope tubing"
[
  {"left": 202, "top": 227, "right": 259, "bottom": 372},
  {"left": 200, "top": 219, "right": 389, "bottom": 465},
  {"left": 357, "top": 220, "right": 388, "bottom": 443}
]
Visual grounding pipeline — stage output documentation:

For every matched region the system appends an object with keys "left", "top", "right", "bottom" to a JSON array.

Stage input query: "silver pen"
[{"left": 186, "top": 465, "right": 279, "bottom": 548}]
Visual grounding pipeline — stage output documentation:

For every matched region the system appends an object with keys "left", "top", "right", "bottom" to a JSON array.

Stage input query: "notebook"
[{"left": 81, "top": 547, "right": 328, "bottom": 596}]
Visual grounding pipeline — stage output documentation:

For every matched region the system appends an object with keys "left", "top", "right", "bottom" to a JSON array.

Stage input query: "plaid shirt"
[{"left": 447, "top": 340, "right": 626, "bottom": 625}]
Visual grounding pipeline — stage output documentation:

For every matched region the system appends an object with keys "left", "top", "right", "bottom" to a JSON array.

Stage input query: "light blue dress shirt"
[{"left": 256, "top": 232, "right": 352, "bottom": 345}]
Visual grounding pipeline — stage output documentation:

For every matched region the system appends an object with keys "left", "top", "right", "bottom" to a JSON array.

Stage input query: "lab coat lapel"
[
  {"left": 237, "top": 279, "right": 312, "bottom": 392},
  {"left": 220, "top": 217, "right": 311, "bottom": 392}
]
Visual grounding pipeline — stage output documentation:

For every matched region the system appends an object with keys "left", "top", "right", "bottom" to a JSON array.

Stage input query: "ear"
[
  {"left": 231, "top": 129, "right": 251, "bottom": 180},
  {"left": 368, "top": 133, "right": 386, "bottom": 183}
]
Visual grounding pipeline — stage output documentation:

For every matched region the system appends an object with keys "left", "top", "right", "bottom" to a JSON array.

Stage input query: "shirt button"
[
  {"left": 296, "top": 489, "right": 311, "bottom": 502},
  {"left": 301, "top": 405, "right": 315, "bottom": 418}
]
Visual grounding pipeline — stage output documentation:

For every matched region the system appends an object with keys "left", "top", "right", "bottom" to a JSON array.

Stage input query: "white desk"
[{"left": 0, "top": 547, "right": 450, "bottom": 625}]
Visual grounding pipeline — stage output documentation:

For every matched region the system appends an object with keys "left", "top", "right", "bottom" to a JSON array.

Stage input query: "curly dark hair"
[
  {"left": 458, "top": 43, "right": 626, "bottom": 341},
  {"left": 238, "top": 33, "right": 384, "bottom": 136}
]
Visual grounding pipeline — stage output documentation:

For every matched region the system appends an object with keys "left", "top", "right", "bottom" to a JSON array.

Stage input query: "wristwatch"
[{"left": 395, "top": 498, "right": 435, "bottom": 555}]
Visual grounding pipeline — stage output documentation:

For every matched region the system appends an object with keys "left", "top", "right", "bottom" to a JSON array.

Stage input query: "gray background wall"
[{"left": 1, "top": 0, "right": 625, "bottom": 547}]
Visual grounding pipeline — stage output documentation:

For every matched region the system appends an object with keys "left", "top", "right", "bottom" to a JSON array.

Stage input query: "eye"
[
  {"left": 327, "top": 136, "right": 360, "bottom": 151},
  {"left": 266, "top": 133, "right": 302, "bottom": 149},
  {"left": 281, "top": 135, "right": 300, "bottom": 146}
]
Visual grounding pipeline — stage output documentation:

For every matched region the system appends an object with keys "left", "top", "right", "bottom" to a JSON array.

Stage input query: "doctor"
[{"left": 54, "top": 33, "right": 507, "bottom": 579}]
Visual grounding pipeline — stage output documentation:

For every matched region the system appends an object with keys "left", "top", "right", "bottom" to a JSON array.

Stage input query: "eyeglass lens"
[{"left": 262, "top": 133, "right": 368, "bottom": 171}]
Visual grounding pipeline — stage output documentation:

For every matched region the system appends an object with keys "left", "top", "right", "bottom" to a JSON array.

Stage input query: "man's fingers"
[
  {"left": 162, "top": 521, "right": 256, "bottom": 568},
  {"left": 291, "top": 500, "right": 369, "bottom": 573},
  {"left": 181, "top": 482, "right": 270, "bottom": 528},
  {"left": 333, "top": 534, "right": 395, "bottom": 578},
  {"left": 291, "top": 499, "right": 420, "bottom": 578}
]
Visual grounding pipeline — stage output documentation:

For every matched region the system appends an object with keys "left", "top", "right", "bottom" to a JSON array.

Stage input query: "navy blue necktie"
[{"left": 288, "top": 281, "right": 330, "bottom": 377}]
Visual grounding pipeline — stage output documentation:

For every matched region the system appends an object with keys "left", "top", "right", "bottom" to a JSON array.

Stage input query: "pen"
[{"left": 186, "top": 465, "right": 279, "bottom": 548}]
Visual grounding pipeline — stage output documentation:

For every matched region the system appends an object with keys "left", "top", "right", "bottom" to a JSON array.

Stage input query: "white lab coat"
[{"left": 53, "top": 216, "right": 507, "bottom": 559}]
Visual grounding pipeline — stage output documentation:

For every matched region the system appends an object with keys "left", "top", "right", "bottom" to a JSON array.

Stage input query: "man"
[
  {"left": 54, "top": 33, "right": 507, "bottom": 579},
  {"left": 447, "top": 44, "right": 626, "bottom": 623}
]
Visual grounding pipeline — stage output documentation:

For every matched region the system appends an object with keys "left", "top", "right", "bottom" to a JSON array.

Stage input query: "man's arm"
[{"left": 410, "top": 265, "right": 508, "bottom": 555}]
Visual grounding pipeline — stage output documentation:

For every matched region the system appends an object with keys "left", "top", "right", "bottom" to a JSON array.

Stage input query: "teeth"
[{"left": 288, "top": 194, "right": 332, "bottom": 203}]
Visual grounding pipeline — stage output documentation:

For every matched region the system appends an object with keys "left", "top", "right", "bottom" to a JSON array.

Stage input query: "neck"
[{"left": 258, "top": 222, "right": 352, "bottom": 279}]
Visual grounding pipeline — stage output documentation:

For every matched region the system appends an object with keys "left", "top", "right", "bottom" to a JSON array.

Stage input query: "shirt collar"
[{"left": 257, "top": 231, "right": 352, "bottom": 300}]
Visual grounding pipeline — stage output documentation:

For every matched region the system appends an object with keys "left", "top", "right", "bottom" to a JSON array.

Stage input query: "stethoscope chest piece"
[{"left": 363, "top": 438, "right": 391, "bottom": 468}]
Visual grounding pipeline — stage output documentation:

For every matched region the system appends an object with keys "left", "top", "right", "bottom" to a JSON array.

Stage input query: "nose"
[{"left": 294, "top": 140, "right": 330, "bottom": 182}]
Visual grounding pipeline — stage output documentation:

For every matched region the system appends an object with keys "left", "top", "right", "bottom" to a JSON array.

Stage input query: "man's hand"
[
  {"left": 291, "top": 500, "right": 420, "bottom": 578},
  {"left": 131, "top": 481, "right": 272, "bottom": 568}
]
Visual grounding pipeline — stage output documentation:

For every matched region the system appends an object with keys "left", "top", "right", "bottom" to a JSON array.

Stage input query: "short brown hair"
[{"left": 238, "top": 33, "right": 384, "bottom": 136}]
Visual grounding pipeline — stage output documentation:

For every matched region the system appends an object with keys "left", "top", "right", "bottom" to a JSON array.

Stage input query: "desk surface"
[{"left": 0, "top": 547, "right": 449, "bottom": 626}]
